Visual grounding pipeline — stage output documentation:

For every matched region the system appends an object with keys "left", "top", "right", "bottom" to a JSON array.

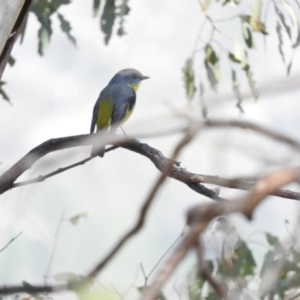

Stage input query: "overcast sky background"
[{"left": 1, "top": 0, "right": 300, "bottom": 299}]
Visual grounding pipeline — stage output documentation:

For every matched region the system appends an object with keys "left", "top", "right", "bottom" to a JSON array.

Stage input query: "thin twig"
[
  {"left": 44, "top": 210, "right": 65, "bottom": 285},
  {"left": 141, "top": 223, "right": 186, "bottom": 286},
  {"left": 0, "top": 231, "right": 22, "bottom": 253},
  {"left": 146, "top": 225, "right": 186, "bottom": 281},
  {"left": 12, "top": 158, "right": 92, "bottom": 188}
]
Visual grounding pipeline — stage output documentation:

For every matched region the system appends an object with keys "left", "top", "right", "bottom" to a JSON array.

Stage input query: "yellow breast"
[{"left": 127, "top": 83, "right": 140, "bottom": 91}]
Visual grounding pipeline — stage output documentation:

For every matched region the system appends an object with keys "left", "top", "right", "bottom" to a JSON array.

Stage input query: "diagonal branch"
[
  {"left": 1, "top": 120, "right": 300, "bottom": 202},
  {"left": 0, "top": 0, "right": 33, "bottom": 80}
]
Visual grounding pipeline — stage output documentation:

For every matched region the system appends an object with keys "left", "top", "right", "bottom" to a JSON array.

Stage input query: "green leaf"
[
  {"left": 182, "top": 58, "right": 196, "bottom": 99},
  {"left": 117, "top": 0, "right": 130, "bottom": 36},
  {"left": 57, "top": 13, "right": 77, "bottom": 46},
  {"left": 93, "top": 0, "right": 101, "bottom": 17},
  {"left": 8, "top": 56, "right": 15, "bottom": 66},
  {"left": 249, "top": 0, "right": 268, "bottom": 35},
  {"left": 282, "top": 0, "right": 299, "bottom": 42},
  {"left": 260, "top": 250, "right": 275, "bottom": 277},
  {"left": 251, "top": 0, "right": 262, "bottom": 26},
  {"left": 204, "top": 44, "right": 220, "bottom": 91},
  {"left": 266, "top": 232, "right": 279, "bottom": 246},
  {"left": 244, "top": 64, "right": 259, "bottom": 99},
  {"left": 199, "top": 81, "right": 207, "bottom": 118},
  {"left": 242, "top": 21, "right": 254, "bottom": 48},
  {"left": 276, "top": 20, "right": 286, "bottom": 65},
  {"left": 31, "top": 0, "right": 71, "bottom": 17},
  {"left": 51, "top": 0, "right": 71, "bottom": 12},
  {"left": 274, "top": 4, "right": 291, "bottom": 40},
  {"left": 289, "top": 246, "right": 300, "bottom": 263},
  {"left": 231, "top": 69, "right": 243, "bottom": 113},
  {"left": 218, "top": 240, "right": 256, "bottom": 277},
  {"left": 206, "top": 292, "right": 221, "bottom": 300},
  {"left": 220, "top": 0, "right": 240, "bottom": 5},
  {"left": 228, "top": 42, "right": 258, "bottom": 99},
  {"left": 31, "top": 0, "right": 52, "bottom": 16},
  {"left": 77, "top": 287, "right": 119, "bottom": 300},
  {"left": 187, "top": 266, "right": 205, "bottom": 300},
  {"left": 37, "top": 16, "right": 52, "bottom": 56},
  {"left": 203, "top": 0, "right": 214, "bottom": 12},
  {"left": 220, "top": 0, "right": 231, "bottom": 4},
  {"left": 232, "top": 41, "right": 247, "bottom": 68},
  {"left": 101, "top": 0, "right": 116, "bottom": 45},
  {"left": 0, "top": 81, "right": 10, "bottom": 103}
]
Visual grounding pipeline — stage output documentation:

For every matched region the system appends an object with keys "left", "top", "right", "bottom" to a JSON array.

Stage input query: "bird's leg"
[{"left": 120, "top": 126, "right": 128, "bottom": 136}]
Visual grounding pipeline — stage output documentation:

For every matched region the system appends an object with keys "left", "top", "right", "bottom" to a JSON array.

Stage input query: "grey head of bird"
[{"left": 108, "top": 68, "right": 150, "bottom": 88}]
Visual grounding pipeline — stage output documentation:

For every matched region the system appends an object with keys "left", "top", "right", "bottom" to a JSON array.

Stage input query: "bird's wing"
[
  {"left": 90, "top": 100, "right": 99, "bottom": 133},
  {"left": 90, "top": 85, "right": 112, "bottom": 133},
  {"left": 111, "top": 85, "right": 136, "bottom": 130}
]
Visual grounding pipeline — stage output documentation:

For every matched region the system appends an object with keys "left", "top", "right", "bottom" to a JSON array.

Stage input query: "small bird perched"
[{"left": 90, "top": 68, "right": 149, "bottom": 157}]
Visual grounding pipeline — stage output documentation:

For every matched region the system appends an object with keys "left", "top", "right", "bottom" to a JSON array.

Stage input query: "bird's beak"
[{"left": 141, "top": 75, "right": 150, "bottom": 80}]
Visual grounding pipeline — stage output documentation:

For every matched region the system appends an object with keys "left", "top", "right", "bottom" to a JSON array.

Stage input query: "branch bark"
[
  {"left": 0, "top": 0, "right": 33, "bottom": 80},
  {"left": 1, "top": 119, "right": 300, "bottom": 202}
]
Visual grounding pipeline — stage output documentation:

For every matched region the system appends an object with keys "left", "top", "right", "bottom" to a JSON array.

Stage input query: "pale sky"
[{"left": 1, "top": 0, "right": 300, "bottom": 299}]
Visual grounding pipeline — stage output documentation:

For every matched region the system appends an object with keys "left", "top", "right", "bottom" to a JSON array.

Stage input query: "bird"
[{"left": 90, "top": 68, "right": 150, "bottom": 157}]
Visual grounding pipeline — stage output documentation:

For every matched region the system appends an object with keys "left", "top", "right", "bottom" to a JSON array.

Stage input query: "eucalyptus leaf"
[
  {"left": 93, "top": 0, "right": 101, "bottom": 17},
  {"left": 281, "top": 0, "right": 299, "bottom": 41},
  {"left": 276, "top": 20, "right": 286, "bottom": 65},
  {"left": 0, "top": 82, "right": 10, "bottom": 102},
  {"left": 274, "top": 4, "right": 291, "bottom": 40},
  {"left": 232, "top": 69, "right": 243, "bottom": 113},
  {"left": 57, "top": 13, "right": 77, "bottom": 46},
  {"left": 218, "top": 240, "right": 256, "bottom": 277},
  {"left": 204, "top": 44, "right": 220, "bottom": 91},
  {"left": 242, "top": 21, "right": 254, "bottom": 48},
  {"left": 117, "top": 0, "right": 130, "bottom": 36},
  {"left": 182, "top": 58, "right": 196, "bottom": 99},
  {"left": 266, "top": 232, "right": 280, "bottom": 246},
  {"left": 204, "top": 0, "right": 214, "bottom": 11},
  {"left": 101, "top": 0, "right": 116, "bottom": 45},
  {"left": 249, "top": 0, "right": 268, "bottom": 34},
  {"left": 37, "top": 16, "right": 52, "bottom": 56}
]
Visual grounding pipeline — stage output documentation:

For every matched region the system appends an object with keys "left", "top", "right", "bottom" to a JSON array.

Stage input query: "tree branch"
[
  {"left": 0, "top": 0, "right": 33, "bottom": 80},
  {"left": 0, "top": 231, "right": 22, "bottom": 253},
  {"left": 1, "top": 120, "right": 300, "bottom": 202}
]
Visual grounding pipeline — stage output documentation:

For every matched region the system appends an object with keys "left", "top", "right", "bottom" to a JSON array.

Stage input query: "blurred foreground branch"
[
  {"left": 142, "top": 167, "right": 300, "bottom": 300},
  {"left": 0, "top": 163, "right": 298, "bottom": 297}
]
